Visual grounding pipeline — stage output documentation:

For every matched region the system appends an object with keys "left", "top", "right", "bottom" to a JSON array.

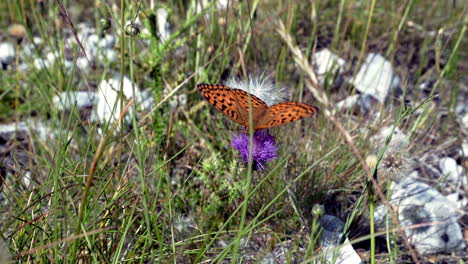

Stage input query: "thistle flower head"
[
  {"left": 231, "top": 130, "right": 278, "bottom": 171},
  {"left": 225, "top": 74, "right": 286, "bottom": 106}
]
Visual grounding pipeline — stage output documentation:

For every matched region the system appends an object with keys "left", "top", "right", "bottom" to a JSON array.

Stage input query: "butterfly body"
[{"left": 197, "top": 83, "right": 319, "bottom": 130}]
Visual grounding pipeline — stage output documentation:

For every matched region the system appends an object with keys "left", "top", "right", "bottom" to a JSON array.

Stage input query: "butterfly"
[{"left": 197, "top": 83, "right": 319, "bottom": 131}]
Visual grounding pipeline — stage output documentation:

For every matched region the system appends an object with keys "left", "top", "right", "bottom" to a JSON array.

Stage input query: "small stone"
[
  {"left": 460, "top": 112, "right": 468, "bottom": 129},
  {"left": 17, "top": 63, "right": 29, "bottom": 72},
  {"left": 461, "top": 141, "right": 468, "bottom": 157},
  {"left": 374, "top": 174, "right": 465, "bottom": 255},
  {"left": 33, "top": 36, "right": 43, "bottom": 45},
  {"left": 22, "top": 171, "right": 32, "bottom": 188},
  {"left": 335, "top": 94, "right": 360, "bottom": 111},
  {"left": 0, "top": 42, "right": 15, "bottom": 69},
  {"left": 0, "top": 240, "right": 11, "bottom": 264},
  {"left": 33, "top": 57, "right": 50, "bottom": 70},
  {"left": 446, "top": 192, "right": 467, "bottom": 209},
  {"left": 91, "top": 75, "right": 140, "bottom": 126},
  {"left": 76, "top": 57, "right": 89, "bottom": 72},
  {"left": 53, "top": 91, "right": 96, "bottom": 111},
  {"left": 46, "top": 51, "right": 58, "bottom": 65},
  {"left": 349, "top": 53, "right": 399, "bottom": 103},
  {"left": 313, "top": 49, "right": 345, "bottom": 87},
  {"left": 0, "top": 122, "right": 29, "bottom": 141},
  {"left": 21, "top": 43, "right": 34, "bottom": 57},
  {"left": 439, "top": 157, "right": 466, "bottom": 185},
  {"left": 97, "top": 34, "right": 115, "bottom": 49},
  {"left": 320, "top": 215, "right": 362, "bottom": 264},
  {"left": 33, "top": 51, "right": 59, "bottom": 69},
  {"left": 0, "top": 120, "right": 56, "bottom": 142},
  {"left": 77, "top": 23, "right": 95, "bottom": 37},
  {"left": 156, "top": 8, "right": 171, "bottom": 41},
  {"left": 138, "top": 89, "right": 154, "bottom": 111},
  {"left": 335, "top": 94, "right": 378, "bottom": 115},
  {"left": 84, "top": 34, "right": 99, "bottom": 55},
  {"left": 97, "top": 48, "right": 117, "bottom": 62}
]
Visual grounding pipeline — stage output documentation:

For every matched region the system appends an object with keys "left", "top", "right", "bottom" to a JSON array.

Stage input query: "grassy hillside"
[{"left": 0, "top": 0, "right": 466, "bottom": 263}]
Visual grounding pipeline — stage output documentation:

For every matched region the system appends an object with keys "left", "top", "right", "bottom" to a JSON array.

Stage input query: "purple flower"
[{"left": 231, "top": 130, "right": 278, "bottom": 171}]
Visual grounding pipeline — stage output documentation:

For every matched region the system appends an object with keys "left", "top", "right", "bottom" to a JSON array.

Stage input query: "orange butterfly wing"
[
  {"left": 197, "top": 83, "right": 268, "bottom": 128},
  {"left": 254, "top": 102, "right": 319, "bottom": 130}
]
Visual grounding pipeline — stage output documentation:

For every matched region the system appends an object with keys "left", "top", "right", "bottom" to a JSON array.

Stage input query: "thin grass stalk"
[
  {"left": 297, "top": 0, "right": 318, "bottom": 102},
  {"left": 331, "top": 0, "right": 346, "bottom": 50},
  {"left": 231, "top": 92, "right": 255, "bottom": 263},
  {"left": 386, "top": 0, "right": 414, "bottom": 57},
  {"left": 304, "top": 210, "right": 322, "bottom": 260},
  {"left": 193, "top": 159, "right": 291, "bottom": 262},
  {"left": 385, "top": 180, "right": 396, "bottom": 264},
  {"left": 232, "top": 0, "right": 259, "bottom": 75},
  {"left": 409, "top": 24, "right": 466, "bottom": 137},
  {"left": 117, "top": 0, "right": 126, "bottom": 184},
  {"left": 355, "top": 0, "right": 376, "bottom": 75},
  {"left": 215, "top": 146, "right": 340, "bottom": 263},
  {"left": 368, "top": 175, "right": 376, "bottom": 264},
  {"left": 69, "top": 100, "right": 133, "bottom": 262},
  {"left": 16, "top": 228, "right": 110, "bottom": 258},
  {"left": 276, "top": 19, "right": 424, "bottom": 263},
  {"left": 112, "top": 198, "right": 138, "bottom": 263}
]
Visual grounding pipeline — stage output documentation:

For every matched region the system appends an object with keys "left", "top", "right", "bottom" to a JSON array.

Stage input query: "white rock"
[
  {"left": 439, "top": 157, "right": 466, "bottom": 185},
  {"left": 63, "top": 60, "right": 73, "bottom": 69},
  {"left": 97, "top": 48, "right": 117, "bottom": 62},
  {"left": 77, "top": 23, "right": 95, "bottom": 36},
  {"left": 22, "top": 43, "right": 34, "bottom": 57},
  {"left": 33, "top": 36, "right": 43, "bottom": 45},
  {"left": 349, "top": 53, "right": 399, "bottom": 103},
  {"left": 91, "top": 75, "right": 140, "bottom": 125},
  {"left": 33, "top": 57, "right": 51, "bottom": 70},
  {"left": 374, "top": 174, "right": 465, "bottom": 254},
  {"left": 46, "top": 51, "right": 58, "bottom": 65},
  {"left": 81, "top": 33, "right": 99, "bottom": 58},
  {"left": 446, "top": 192, "right": 467, "bottom": 209},
  {"left": 0, "top": 240, "right": 11, "bottom": 264},
  {"left": 98, "top": 34, "right": 115, "bottom": 49},
  {"left": 0, "top": 122, "right": 28, "bottom": 136},
  {"left": 320, "top": 215, "right": 362, "bottom": 264},
  {"left": 193, "top": 0, "right": 233, "bottom": 14},
  {"left": 216, "top": 0, "right": 230, "bottom": 9},
  {"left": 313, "top": 49, "right": 345, "bottom": 86},
  {"left": 461, "top": 141, "right": 468, "bottom": 157},
  {"left": 76, "top": 57, "right": 90, "bottom": 72},
  {"left": 0, "top": 42, "right": 15, "bottom": 67},
  {"left": 53, "top": 91, "right": 96, "bottom": 111},
  {"left": 335, "top": 95, "right": 360, "bottom": 111},
  {"left": 336, "top": 95, "right": 380, "bottom": 117},
  {"left": 460, "top": 112, "right": 468, "bottom": 129},
  {"left": 138, "top": 90, "right": 154, "bottom": 111},
  {"left": 156, "top": 8, "right": 171, "bottom": 42},
  {"left": 0, "top": 120, "right": 57, "bottom": 142},
  {"left": 22, "top": 171, "right": 32, "bottom": 187},
  {"left": 454, "top": 103, "right": 466, "bottom": 116},
  {"left": 17, "top": 63, "right": 29, "bottom": 72},
  {"left": 33, "top": 51, "right": 59, "bottom": 70}
]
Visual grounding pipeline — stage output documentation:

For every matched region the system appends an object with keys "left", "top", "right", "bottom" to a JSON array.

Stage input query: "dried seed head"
[
  {"left": 378, "top": 152, "right": 413, "bottom": 183},
  {"left": 8, "top": 24, "right": 27, "bottom": 44},
  {"left": 366, "top": 154, "right": 378, "bottom": 171}
]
